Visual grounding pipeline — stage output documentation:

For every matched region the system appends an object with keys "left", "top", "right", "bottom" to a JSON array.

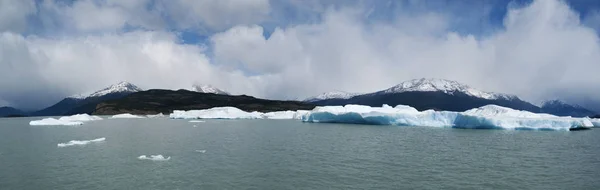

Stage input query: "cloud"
[
  {"left": 2, "top": 0, "right": 600, "bottom": 112},
  {"left": 159, "top": 0, "right": 271, "bottom": 31},
  {"left": 38, "top": 0, "right": 164, "bottom": 33},
  {"left": 0, "top": 30, "right": 261, "bottom": 110},
  {"left": 0, "top": 0, "right": 36, "bottom": 33},
  {"left": 210, "top": 0, "right": 600, "bottom": 105}
]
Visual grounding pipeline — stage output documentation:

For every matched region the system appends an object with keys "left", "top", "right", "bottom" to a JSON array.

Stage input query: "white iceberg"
[
  {"left": 261, "top": 110, "right": 311, "bottom": 119},
  {"left": 302, "top": 104, "right": 595, "bottom": 131},
  {"left": 138, "top": 155, "right": 170, "bottom": 161},
  {"left": 170, "top": 107, "right": 263, "bottom": 119},
  {"left": 146, "top": 113, "right": 164, "bottom": 118},
  {"left": 59, "top": 114, "right": 103, "bottom": 122},
  {"left": 592, "top": 119, "right": 600, "bottom": 127},
  {"left": 30, "top": 118, "right": 83, "bottom": 126},
  {"left": 29, "top": 114, "right": 102, "bottom": 126},
  {"left": 189, "top": 120, "right": 205, "bottom": 123},
  {"left": 57, "top": 137, "right": 106, "bottom": 147},
  {"left": 111, "top": 113, "right": 145, "bottom": 119}
]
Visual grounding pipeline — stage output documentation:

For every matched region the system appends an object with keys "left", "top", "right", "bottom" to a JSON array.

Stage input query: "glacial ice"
[
  {"left": 111, "top": 113, "right": 145, "bottom": 119},
  {"left": 170, "top": 107, "right": 264, "bottom": 119},
  {"left": 261, "top": 110, "right": 311, "bottom": 119},
  {"left": 30, "top": 118, "right": 83, "bottom": 126},
  {"left": 138, "top": 155, "right": 170, "bottom": 161},
  {"left": 146, "top": 113, "right": 165, "bottom": 118},
  {"left": 57, "top": 137, "right": 106, "bottom": 147},
  {"left": 29, "top": 114, "right": 102, "bottom": 126},
  {"left": 302, "top": 104, "right": 596, "bottom": 131}
]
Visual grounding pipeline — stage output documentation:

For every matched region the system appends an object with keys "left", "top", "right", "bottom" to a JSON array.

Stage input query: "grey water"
[{"left": 0, "top": 117, "right": 599, "bottom": 189}]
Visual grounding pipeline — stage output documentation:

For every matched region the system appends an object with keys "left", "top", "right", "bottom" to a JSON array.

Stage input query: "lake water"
[{"left": 0, "top": 117, "right": 599, "bottom": 189}]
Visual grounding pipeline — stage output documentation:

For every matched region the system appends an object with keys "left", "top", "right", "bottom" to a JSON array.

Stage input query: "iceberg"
[
  {"left": 57, "top": 137, "right": 106, "bottom": 147},
  {"left": 261, "top": 110, "right": 311, "bottom": 119},
  {"left": 189, "top": 120, "right": 205, "bottom": 123},
  {"left": 138, "top": 155, "right": 170, "bottom": 161},
  {"left": 29, "top": 114, "right": 102, "bottom": 126},
  {"left": 170, "top": 107, "right": 263, "bottom": 119},
  {"left": 59, "top": 114, "right": 103, "bottom": 122},
  {"left": 146, "top": 113, "right": 164, "bottom": 118},
  {"left": 111, "top": 113, "right": 145, "bottom": 119},
  {"left": 30, "top": 118, "right": 83, "bottom": 126},
  {"left": 170, "top": 107, "right": 311, "bottom": 120},
  {"left": 302, "top": 104, "right": 595, "bottom": 131}
]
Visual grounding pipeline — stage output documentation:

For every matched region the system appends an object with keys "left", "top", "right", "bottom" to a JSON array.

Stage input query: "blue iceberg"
[{"left": 302, "top": 104, "right": 595, "bottom": 131}]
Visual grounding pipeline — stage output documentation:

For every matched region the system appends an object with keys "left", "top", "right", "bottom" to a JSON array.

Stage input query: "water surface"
[{"left": 0, "top": 117, "right": 598, "bottom": 189}]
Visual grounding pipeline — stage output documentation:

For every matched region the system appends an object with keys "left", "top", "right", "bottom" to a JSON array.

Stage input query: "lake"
[{"left": 0, "top": 117, "right": 599, "bottom": 189}]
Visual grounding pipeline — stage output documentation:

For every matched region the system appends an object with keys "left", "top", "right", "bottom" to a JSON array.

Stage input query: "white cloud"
[
  {"left": 2, "top": 0, "right": 600, "bottom": 111},
  {"left": 39, "top": 0, "right": 164, "bottom": 32},
  {"left": 210, "top": 0, "right": 600, "bottom": 104},
  {"left": 0, "top": 30, "right": 262, "bottom": 109},
  {"left": 160, "top": 0, "right": 271, "bottom": 31},
  {"left": 0, "top": 0, "right": 36, "bottom": 32}
]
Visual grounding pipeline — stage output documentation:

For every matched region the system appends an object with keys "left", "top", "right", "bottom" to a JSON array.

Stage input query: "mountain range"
[
  {"left": 31, "top": 82, "right": 143, "bottom": 116},
  {"left": 0, "top": 106, "right": 26, "bottom": 117},
  {"left": 1, "top": 78, "right": 596, "bottom": 117},
  {"left": 306, "top": 78, "right": 598, "bottom": 116}
]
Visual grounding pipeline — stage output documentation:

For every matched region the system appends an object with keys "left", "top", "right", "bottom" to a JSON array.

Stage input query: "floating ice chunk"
[
  {"left": 59, "top": 114, "right": 103, "bottom": 122},
  {"left": 29, "top": 114, "right": 102, "bottom": 126},
  {"left": 170, "top": 107, "right": 263, "bottom": 119},
  {"left": 189, "top": 120, "right": 205, "bottom": 123},
  {"left": 138, "top": 155, "right": 170, "bottom": 161},
  {"left": 29, "top": 118, "right": 83, "bottom": 126},
  {"left": 590, "top": 119, "right": 600, "bottom": 127},
  {"left": 302, "top": 104, "right": 594, "bottom": 131},
  {"left": 57, "top": 137, "right": 106, "bottom": 147},
  {"left": 111, "top": 113, "right": 145, "bottom": 119},
  {"left": 261, "top": 110, "right": 311, "bottom": 119},
  {"left": 146, "top": 113, "right": 164, "bottom": 118},
  {"left": 195, "top": 150, "right": 206, "bottom": 153}
]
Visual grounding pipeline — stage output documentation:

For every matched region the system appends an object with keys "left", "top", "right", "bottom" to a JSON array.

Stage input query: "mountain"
[
  {"left": 311, "top": 78, "right": 540, "bottom": 112},
  {"left": 93, "top": 89, "right": 315, "bottom": 115},
  {"left": 304, "top": 91, "right": 360, "bottom": 102},
  {"left": 0, "top": 107, "right": 26, "bottom": 117},
  {"left": 190, "top": 84, "right": 230, "bottom": 95},
  {"left": 540, "top": 100, "right": 597, "bottom": 117},
  {"left": 32, "top": 82, "right": 142, "bottom": 116}
]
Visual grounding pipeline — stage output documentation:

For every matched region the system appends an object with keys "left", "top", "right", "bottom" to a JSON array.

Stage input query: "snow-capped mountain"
[
  {"left": 191, "top": 84, "right": 230, "bottom": 95},
  {"left": 67, "top": 82, "right": 142, "bottom": 99},
  {"left": 380, "top": 78, "right": 517, "bottom": 100},
  {"left": 304, "top": 91, "right": 360, "bottom": 102},
  {"left": 540, "top": 99, "right": 597, "bottom": 117},
  {"left": 310, "top": 78, "right": 539, "bottom": 112},
  {"left": 87, "top": 82, "right": 142, "bottom": 98},
  {"left": 33, "top": 82, "right": 143, "bottom": 116}
]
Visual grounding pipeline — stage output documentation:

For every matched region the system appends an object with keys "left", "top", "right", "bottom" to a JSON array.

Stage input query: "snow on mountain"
[
  {"left": 380, "top": 78, "right": 517, "bottom": 100},
  {"left": 69, "top": 82, "right": 142, "bottom": 99},
  {"left": 191, "top": 84, "right": 230, "bottom": 95},
  {"left": 540, "top": 99, "right": 597, "bottom": 117},
  {"left": 541, "top": 99, "right": 583, "bottom": 109},
  {"left": 88, "top": 82, "right": 142, "bottom": 98},
  {"left": 304, "top": 91, "right": 360, "bottom": 102}
]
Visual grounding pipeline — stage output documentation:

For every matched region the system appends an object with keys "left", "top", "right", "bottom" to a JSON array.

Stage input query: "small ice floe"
[
  {"left": 189, "top": 120, "right": 205, "bottom": 123},
  {"left": 138, "top": 155, "right": 170, "bottom": 161},
  {"left": 111, "top": 113, "right": 145, "bottom": 119},
  {"left": 57, "top": 137, "right": 106, "bottom": 147},
  {"left": 195, "top": 150, "right": 206, "bottom": 153}
]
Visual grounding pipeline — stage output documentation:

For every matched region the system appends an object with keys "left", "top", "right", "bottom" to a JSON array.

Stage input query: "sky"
[{"left": 2, "top": 0, "right": 600, "bottom": 111}]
